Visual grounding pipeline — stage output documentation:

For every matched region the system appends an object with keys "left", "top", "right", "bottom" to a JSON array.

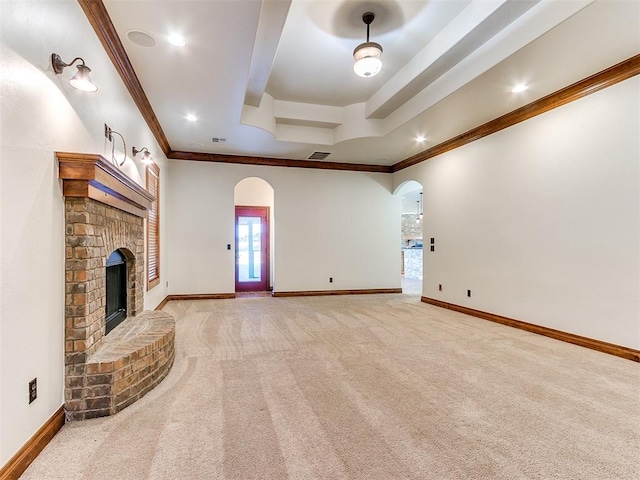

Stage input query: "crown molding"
[
  {"left": 77, "top": 0, "right": 391, "bottom": 173},
  {"left": 78, "top": 0, "right": 171, "bottom": 154},
  {"left": 79, "top": 2, "right": 639, "bottom": 174},
  {"left": 392, "top": 54, "right": 640, "bottom": 172},
  {"left": 168, "top": 150, "right": 393, "bottom": 173}
]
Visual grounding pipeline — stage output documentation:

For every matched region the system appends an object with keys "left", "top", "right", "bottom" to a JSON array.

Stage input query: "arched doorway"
[
  {"left": 395, "top": 181, "right": 424, "bottom": 295},
  {"left": 234, "top": 178, "right": 275, "bottom": 292}
]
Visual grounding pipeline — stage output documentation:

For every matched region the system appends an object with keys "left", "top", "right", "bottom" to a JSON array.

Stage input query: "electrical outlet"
[
  {"left": 329, "top": 277, "right": 333, "bottom": 283},
  {"left": 104, "top": 123, "right": 112, "bottom": 141},
  {"left": 29, "top": 378, "right": 37, "bottom": 404}
]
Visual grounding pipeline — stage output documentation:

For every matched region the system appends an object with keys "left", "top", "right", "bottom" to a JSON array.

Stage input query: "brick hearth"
[{"left": 58, "top": 152, "right": 175, "bottom": 421}]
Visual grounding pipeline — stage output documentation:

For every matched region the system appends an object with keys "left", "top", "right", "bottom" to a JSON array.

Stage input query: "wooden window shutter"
[{"left": 146, "top": 162, "right": 160, "bottom": 289}]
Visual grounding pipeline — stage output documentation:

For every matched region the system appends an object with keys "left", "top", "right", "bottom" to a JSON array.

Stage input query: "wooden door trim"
[{"left": 235, "top": 206, "right": 270, "bottom": 292}]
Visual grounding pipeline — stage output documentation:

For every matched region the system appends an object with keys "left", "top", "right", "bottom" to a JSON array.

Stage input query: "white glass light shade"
[
  {"left": 353, "top": 42, "right": 383, "bottom": 78},
  {"left": 354, "top": 57, "right": 382, "bottom": 77},
  {"left": 133, "top": 147, "right": 154, "bottom": 164},
  {"left": 69, "top": 65, "right": 98, "bottom": 92}
]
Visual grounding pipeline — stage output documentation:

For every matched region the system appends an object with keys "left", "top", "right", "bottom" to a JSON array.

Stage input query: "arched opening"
[
  {"left": 234, "top": 177, "right": 275, "bottom": 292},
  {"left": 395, "top": 181, "right": 424, "bottom": 295},
  {"left": 105, "top": 249, "right": 127, "bottom": 334}
]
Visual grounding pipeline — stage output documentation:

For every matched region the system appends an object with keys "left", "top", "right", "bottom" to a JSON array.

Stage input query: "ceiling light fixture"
[
  {"left": 415, "top": 135, "right": 426, "bottom": 144},
  {"left": 132, "top": 146, "right": 153, "bottom": 164},
  {"left": 511, "top": 83, "right": 528, "bottom": 93},
  {"left": 51, "top": 53, "right": 98, "bottom": 92},
  {"left": 419, "top": 192, "right": 424, "bottom": 221},
  {"left": 185, "top": 114, "right": 197, "bottom": 122},
  {"left": 168, "top": 33, "right": 186, "bottom": 47},
  {"left": 353, "top": 12, "right": 383, "bottom": 78}
]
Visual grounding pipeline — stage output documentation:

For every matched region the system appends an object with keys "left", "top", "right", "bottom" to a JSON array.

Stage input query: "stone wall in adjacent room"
[{"left": 401, "top": 214, "right": 423, "bottom": 240}]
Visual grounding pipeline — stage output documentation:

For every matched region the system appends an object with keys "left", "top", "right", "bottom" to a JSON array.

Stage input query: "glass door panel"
[
  {"left": 237, "top": 217, "right": 261, "bottom": 283},
  {"left": 235, "top": 207, "right": 269, "bottom": 292}
]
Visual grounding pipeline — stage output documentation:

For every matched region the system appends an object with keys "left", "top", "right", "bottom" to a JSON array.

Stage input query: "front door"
[{"left": 235, "top": 206, "right": 269, "bottom": 292}]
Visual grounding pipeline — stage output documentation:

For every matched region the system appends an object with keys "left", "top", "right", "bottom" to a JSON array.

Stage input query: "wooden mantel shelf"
[{"left": 57, "top": 152, "right": 154, "bottom": 218}]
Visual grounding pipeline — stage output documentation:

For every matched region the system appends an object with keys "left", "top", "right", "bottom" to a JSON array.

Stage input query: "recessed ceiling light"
[
  {"left": 511, "top": 83, "right": 528, "bottom": 93},
  {"left": 168, "top": 33, "right": 186, "bottom": 47},
  {"left": 185, "top": 114, "right": 197, "bottom": 122},
  {"left": 415, "top": 135, "right": 426, "bottom": 143}
]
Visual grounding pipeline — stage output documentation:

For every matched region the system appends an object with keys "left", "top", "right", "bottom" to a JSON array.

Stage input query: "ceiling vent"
[
  {"left": 307, "top": 151, "right": 332, "bottom": 160},
  {"left": 211, "top": 137, "right": 227, "bottom": 144}
]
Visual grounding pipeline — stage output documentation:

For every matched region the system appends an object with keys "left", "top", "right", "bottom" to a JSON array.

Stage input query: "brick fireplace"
[{"left": 58, "top": 152, "right": 175, "bottom": 421}]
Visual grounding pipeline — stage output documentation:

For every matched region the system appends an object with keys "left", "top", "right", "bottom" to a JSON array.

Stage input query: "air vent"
[
  {"left": 308, "top": 151, "right": 331, "bottom": 160},
  {"left": 211, "top": 137, "right": 227, "bottom": 144}
]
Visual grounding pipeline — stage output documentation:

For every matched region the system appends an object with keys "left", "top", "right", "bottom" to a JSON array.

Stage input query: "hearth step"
[{"left": 65, "top": 310, "right": 175, "bottom": 421}]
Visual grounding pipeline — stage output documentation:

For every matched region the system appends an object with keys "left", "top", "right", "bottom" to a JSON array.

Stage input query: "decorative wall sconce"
[
  {"left": 132, "top": 147, "right": 153, "bottom": 164},
  {"left": 51, "top": 53, "right": 98, "bottom": 92}
]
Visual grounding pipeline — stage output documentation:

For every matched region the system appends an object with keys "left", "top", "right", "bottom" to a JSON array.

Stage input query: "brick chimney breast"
[{"left": 58, "top": 153, "right": 174, "bottom": 420}]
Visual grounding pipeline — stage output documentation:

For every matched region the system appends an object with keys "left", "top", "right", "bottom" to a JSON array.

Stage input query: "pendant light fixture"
[
  {"left": 419, "top": 192, "right": 424, "bottom": 221},
  {"left": 353, "top": 12, "right": 383, "bottom": 78}
]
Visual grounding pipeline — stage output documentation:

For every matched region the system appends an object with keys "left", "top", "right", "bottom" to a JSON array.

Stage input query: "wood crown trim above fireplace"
[{"left": 56, "top": 152, "right": 155, "bottom": 217}]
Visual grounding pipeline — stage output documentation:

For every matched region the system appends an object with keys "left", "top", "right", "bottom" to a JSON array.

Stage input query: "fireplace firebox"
[{"left": 105, "top": 250, "right": 127, "bottom": 334}]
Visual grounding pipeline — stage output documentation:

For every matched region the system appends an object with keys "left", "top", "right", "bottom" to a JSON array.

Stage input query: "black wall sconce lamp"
[
  {"left": 132, "top": 146, "right": 153, "bottom": 164},
  {"left": 51, "top": 53, "right": 98, "bottom": 92}
]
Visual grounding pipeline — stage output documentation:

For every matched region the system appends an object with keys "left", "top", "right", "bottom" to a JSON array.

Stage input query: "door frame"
[{"left": 235, "top": 206, "right": 270, "bottom": 292}]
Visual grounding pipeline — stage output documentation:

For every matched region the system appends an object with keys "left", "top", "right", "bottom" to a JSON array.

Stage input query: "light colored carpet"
[{"left": 21, "top": 294, "right": 640, "bottom": 479}]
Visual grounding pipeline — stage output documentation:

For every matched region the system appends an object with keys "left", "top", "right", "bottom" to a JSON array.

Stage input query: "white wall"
[
  {"left": 167, "top": 161, "right": 400, "bottom": 294},
  {"left": 0, "top": 0, "right": 169, "bottom": 466},
  {"left": 394, "top": 76, "right": 640, "bottom": 350},
  {"left": 1, "top": 0, "right": 636, "bottom": 471}
]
